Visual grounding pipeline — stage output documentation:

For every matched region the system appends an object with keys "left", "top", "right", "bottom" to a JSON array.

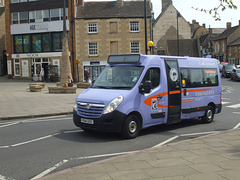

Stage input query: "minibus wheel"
[
  {"left": 202, "top": 106, "right": 214, "bottom": 123},
  {"left": 121, "top": 114, "right": 140, "bottom": 139}
]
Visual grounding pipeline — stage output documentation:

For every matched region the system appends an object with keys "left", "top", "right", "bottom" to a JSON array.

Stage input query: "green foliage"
[{"left": 193, "top": 0, "right": 237, "bottom": 21}]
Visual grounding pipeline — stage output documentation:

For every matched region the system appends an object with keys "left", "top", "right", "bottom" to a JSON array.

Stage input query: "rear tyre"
[
  {"left": 202, "top": 106, "right": 214, "bottom": 123},
  {"left": 121, "top": 114, "right": 141, "bottom": 139}
]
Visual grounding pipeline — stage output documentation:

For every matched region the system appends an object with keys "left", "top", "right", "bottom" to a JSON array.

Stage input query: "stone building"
[
  {"left": 0, "top": 0, "right": 5, "bottom": 76},
  {"left": 153, "top": 0, "right": 192, "bottom": 56},
  {"left": 75, "top": 0, "right": 152, "bottom": 81},
  {"left": 4, "top": 0, "right": 77, "bottom": 81},
  {"left": 213, "top": 21, "right": 240, "bottom": 63}
]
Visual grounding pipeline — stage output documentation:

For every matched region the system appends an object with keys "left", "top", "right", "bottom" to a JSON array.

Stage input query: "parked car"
[
  {"left": 236, "top": 65, "right": 240, "bottom": 69},
  {"left": 221, "top": 61, "right": 228, "bottom": 66},
  {"left": 231, "top": 69, "right": 240, "bottom": 81},
  {"left": 222, "top": 64, "right": 236, "bottom": 78},
  {"left": 218, "top": 64, "right": 223, "bottom": 72}
]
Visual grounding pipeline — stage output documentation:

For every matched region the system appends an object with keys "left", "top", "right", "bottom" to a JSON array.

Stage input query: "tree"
[
  {"left": 193, "top": 0, "right": 237, "bottom": 21},
  {"left": 60, "top": 0, "right": 72, "bottom": 86}
]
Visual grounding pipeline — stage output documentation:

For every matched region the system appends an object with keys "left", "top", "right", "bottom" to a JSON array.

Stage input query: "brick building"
[
  {"left": 0, "top": 0, "right": 5, "bottom": 76},
  {"left": 75, "top": 0, "right": 152, "bottom": 81},
  {"left": 4, "top": 0, "right": 77, "bottom": 81}
]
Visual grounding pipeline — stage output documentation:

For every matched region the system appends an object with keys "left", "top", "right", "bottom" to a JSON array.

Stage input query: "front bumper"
[{"left": 73, "top": 109, "right": 127, "bottom": 133}]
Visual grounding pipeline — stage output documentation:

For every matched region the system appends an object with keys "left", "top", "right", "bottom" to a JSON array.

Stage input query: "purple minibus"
[{"left": 73, "top": 54, "right": 222, "bottom": 138}]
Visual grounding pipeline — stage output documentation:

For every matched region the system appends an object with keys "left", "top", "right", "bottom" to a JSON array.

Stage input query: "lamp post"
[
  {"left": 147, "top": 41, "right": 153, "bottom": 55},
  {"left": 144, "top": 0, "right": 148, "bottom": 55},
  {"left": 177, "top": 11, "right": 180, "bottom": 56}
]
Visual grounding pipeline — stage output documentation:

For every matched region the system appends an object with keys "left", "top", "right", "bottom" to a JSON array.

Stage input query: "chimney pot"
[{"left": 226, "top": 22, "right": 231, "bottom": 29}]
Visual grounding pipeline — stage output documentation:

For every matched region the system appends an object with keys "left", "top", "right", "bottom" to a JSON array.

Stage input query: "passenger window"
[
  {"left": 189, "top": 69, "right": 204, "bottom": 87},
  {"left": 203, "top": 69, "right": 218, "bottom": 86},
  {"left": 142, "top": 68, "right": 160, "bottom": 89}
]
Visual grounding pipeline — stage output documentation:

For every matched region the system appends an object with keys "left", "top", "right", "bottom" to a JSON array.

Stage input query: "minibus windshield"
[{"left": 92, "top": 66, "right": 144, "bottom": 89}]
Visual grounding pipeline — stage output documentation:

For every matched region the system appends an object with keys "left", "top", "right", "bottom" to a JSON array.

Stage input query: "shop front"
[
  {"left": 11, "top": 52, "right": 61, "bottom": 81},
  {"left": 82, "top": 61, "right": 107, "bottom": 82}
]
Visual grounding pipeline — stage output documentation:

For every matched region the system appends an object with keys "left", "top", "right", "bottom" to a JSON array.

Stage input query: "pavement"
[{"left": 0, "top": 76, "right": 240, "bottom": 180}]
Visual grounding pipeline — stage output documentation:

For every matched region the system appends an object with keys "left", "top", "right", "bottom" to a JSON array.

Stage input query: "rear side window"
[
  {"left": 181, "top": 68, "right": 218, "bottom": 88},
  {"left": 142, "top": 68, "right": 160, "bottom": 89}
]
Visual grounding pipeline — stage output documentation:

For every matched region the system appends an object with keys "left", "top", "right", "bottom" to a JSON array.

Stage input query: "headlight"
[
  {"left": 73, "top": 104, "right": 77, "bottom": 111},
  {"left": 103, "top": 95, "right": 123, "bottom": 114}
]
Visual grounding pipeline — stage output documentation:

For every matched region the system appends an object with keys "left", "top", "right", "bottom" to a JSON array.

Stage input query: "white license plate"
[{"left": 81, "top": 118, "right": 94, "bottom": 124}]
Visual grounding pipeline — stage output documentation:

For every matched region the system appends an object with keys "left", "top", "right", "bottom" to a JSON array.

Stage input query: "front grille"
[{"left": 77, "top": 102, "right": 105, "bottom": 118}]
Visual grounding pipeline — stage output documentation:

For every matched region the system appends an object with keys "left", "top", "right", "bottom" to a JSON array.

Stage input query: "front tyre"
[
  {"left": 121, "top": 114, "right": 141, "bottom": 139},
  {"left": 202, "top": 106, "right": 214, "bottom": 123}
]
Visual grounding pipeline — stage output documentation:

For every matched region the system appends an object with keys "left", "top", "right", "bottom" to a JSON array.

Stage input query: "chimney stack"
[
  {"left": 226, "top": 22, "right": 231, "bottom": 29},
  {"left": 162, "top": 0, "right": 172, "bottom": 12},
  {"left": 117, "top": 0, "right": 123, "bottom": 4},
  {"left": 202, "top": 23, "right": 205, "bottom": 28}
]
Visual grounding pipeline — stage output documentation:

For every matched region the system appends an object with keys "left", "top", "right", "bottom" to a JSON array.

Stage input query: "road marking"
[
  {"left": 233, "top": 122, "right": 240, "bottom": 129},
  {"left": 180, "top": 131, "right": 218, "bottom": 137},
  {"left": 75, "top": 151, "right": 138, "bottom": 160},
  {"left": 63, "top": 130, "right": 83, "bottom": 134},
  {"left": 11, "top": 133, "right": 60, "bottom": 147},
  {"left": 227, "top": 103, "right": 240, "bottom": 109},
  {"left": 0, "top": 122, "right": 19, "bottom": 128},
  {"left": 222, "top": 101, "right": 230, "bottom": 105},
  {"left": 0, "top": 146, "right": 10, "bottom": 149},
  {"left": 152, "top": 136, "right": 179, "bottom": 148},
  {"left": 233, "top": 112, "right": 240, "bottom": 115},
  {"left": 31, "top": 160, "right": 68, "bottom": 180},
  {"left": 0, "top": 175, "right": 15, "bottom": 180}
]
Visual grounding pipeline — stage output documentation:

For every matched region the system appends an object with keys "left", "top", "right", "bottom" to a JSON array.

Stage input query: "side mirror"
[{"left": 139, "top": 81, "right": 152, "bottom": 94}]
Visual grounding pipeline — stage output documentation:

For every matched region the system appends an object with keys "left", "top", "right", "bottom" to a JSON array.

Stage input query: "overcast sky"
[{"left": 85, "top": 0, "right": 240, "bottom": 28}]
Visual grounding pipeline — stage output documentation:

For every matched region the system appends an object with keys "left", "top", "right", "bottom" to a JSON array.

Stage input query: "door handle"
[{"left": 157, "top": 95, "right": 162, "bottom": 100}]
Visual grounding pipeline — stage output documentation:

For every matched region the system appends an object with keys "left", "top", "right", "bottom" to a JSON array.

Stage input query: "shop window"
[
  {"left": 14, "top": 36, "right": 23, "bottom": 53},
  {"left": 14, "top": 59, "right": 20, "bottom": 76},
  {"left": 23, "top": 35, "right": 30, "bottom": 53},
  {"left": 42, "top": 34, "right": 50, "bottom": 52},
  {"left": 52, "top": 33, "right": 62, "bottom": 52},
  {"left": 130, "top": 41, "right": 140, "bottom": 53},
  {"left": 32, "top": 34, "right": 41, "bottom": 52}
]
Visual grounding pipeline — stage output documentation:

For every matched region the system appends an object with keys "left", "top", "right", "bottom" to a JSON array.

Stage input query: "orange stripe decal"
[{"left": 182, "top": 99, "right": 194, "bottom": 103}]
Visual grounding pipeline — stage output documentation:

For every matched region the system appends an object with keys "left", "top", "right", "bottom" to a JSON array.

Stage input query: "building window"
[
  {"left": 52, "top": 33, "right": 62, "bottom": 52},
  {"left": 222, "top": 43, "right": 225, "bottom": 52},
  {"left": 109, "top": 22, "right": 117, "bottom": 33},
  {"left": 29, "top": 11, "right": 35, "bottom": 23},
  {"left": 43, "top": 10, "right": 50, "bottom": 22},
  {"left": 23, "top": 35, "right": 30, "bottom": 53},
  {"left": 14, "top": 36, "right": 23, "bottom": 53},
  {"left": 88, "top": 42, "right": 98, "bottom": 56},
  {"left": 12, "top": 12, "right": 19, "bottom": 24},
  {"left": 42, "top": 33, "right": 50, "bottom": 52},
  {"left": 19, "top": 12, "right": 28, "bottom": 24},
  {"left": 50, "top": 8, "right": 60, "bottom": 21},
  {"left": 32, "top": 34, "right": 41, "bottom": 52},
  {"left": 130, "top": 22, "right": 139, "bottom": 32},
  {"left": 130, "top": 41, "right": 140, "bottom": 53},
  {"left": 238, "top": 47, "right": 240, "bottom": 54},
  {"left": 60, "top": 8, "right": 68, "bottom": 20},
  {"left": 14, "top": 59, "right": 20, "bottom": 76},
  {"left": 88, "top": 22, "right": 98, "bottom": 34}
]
